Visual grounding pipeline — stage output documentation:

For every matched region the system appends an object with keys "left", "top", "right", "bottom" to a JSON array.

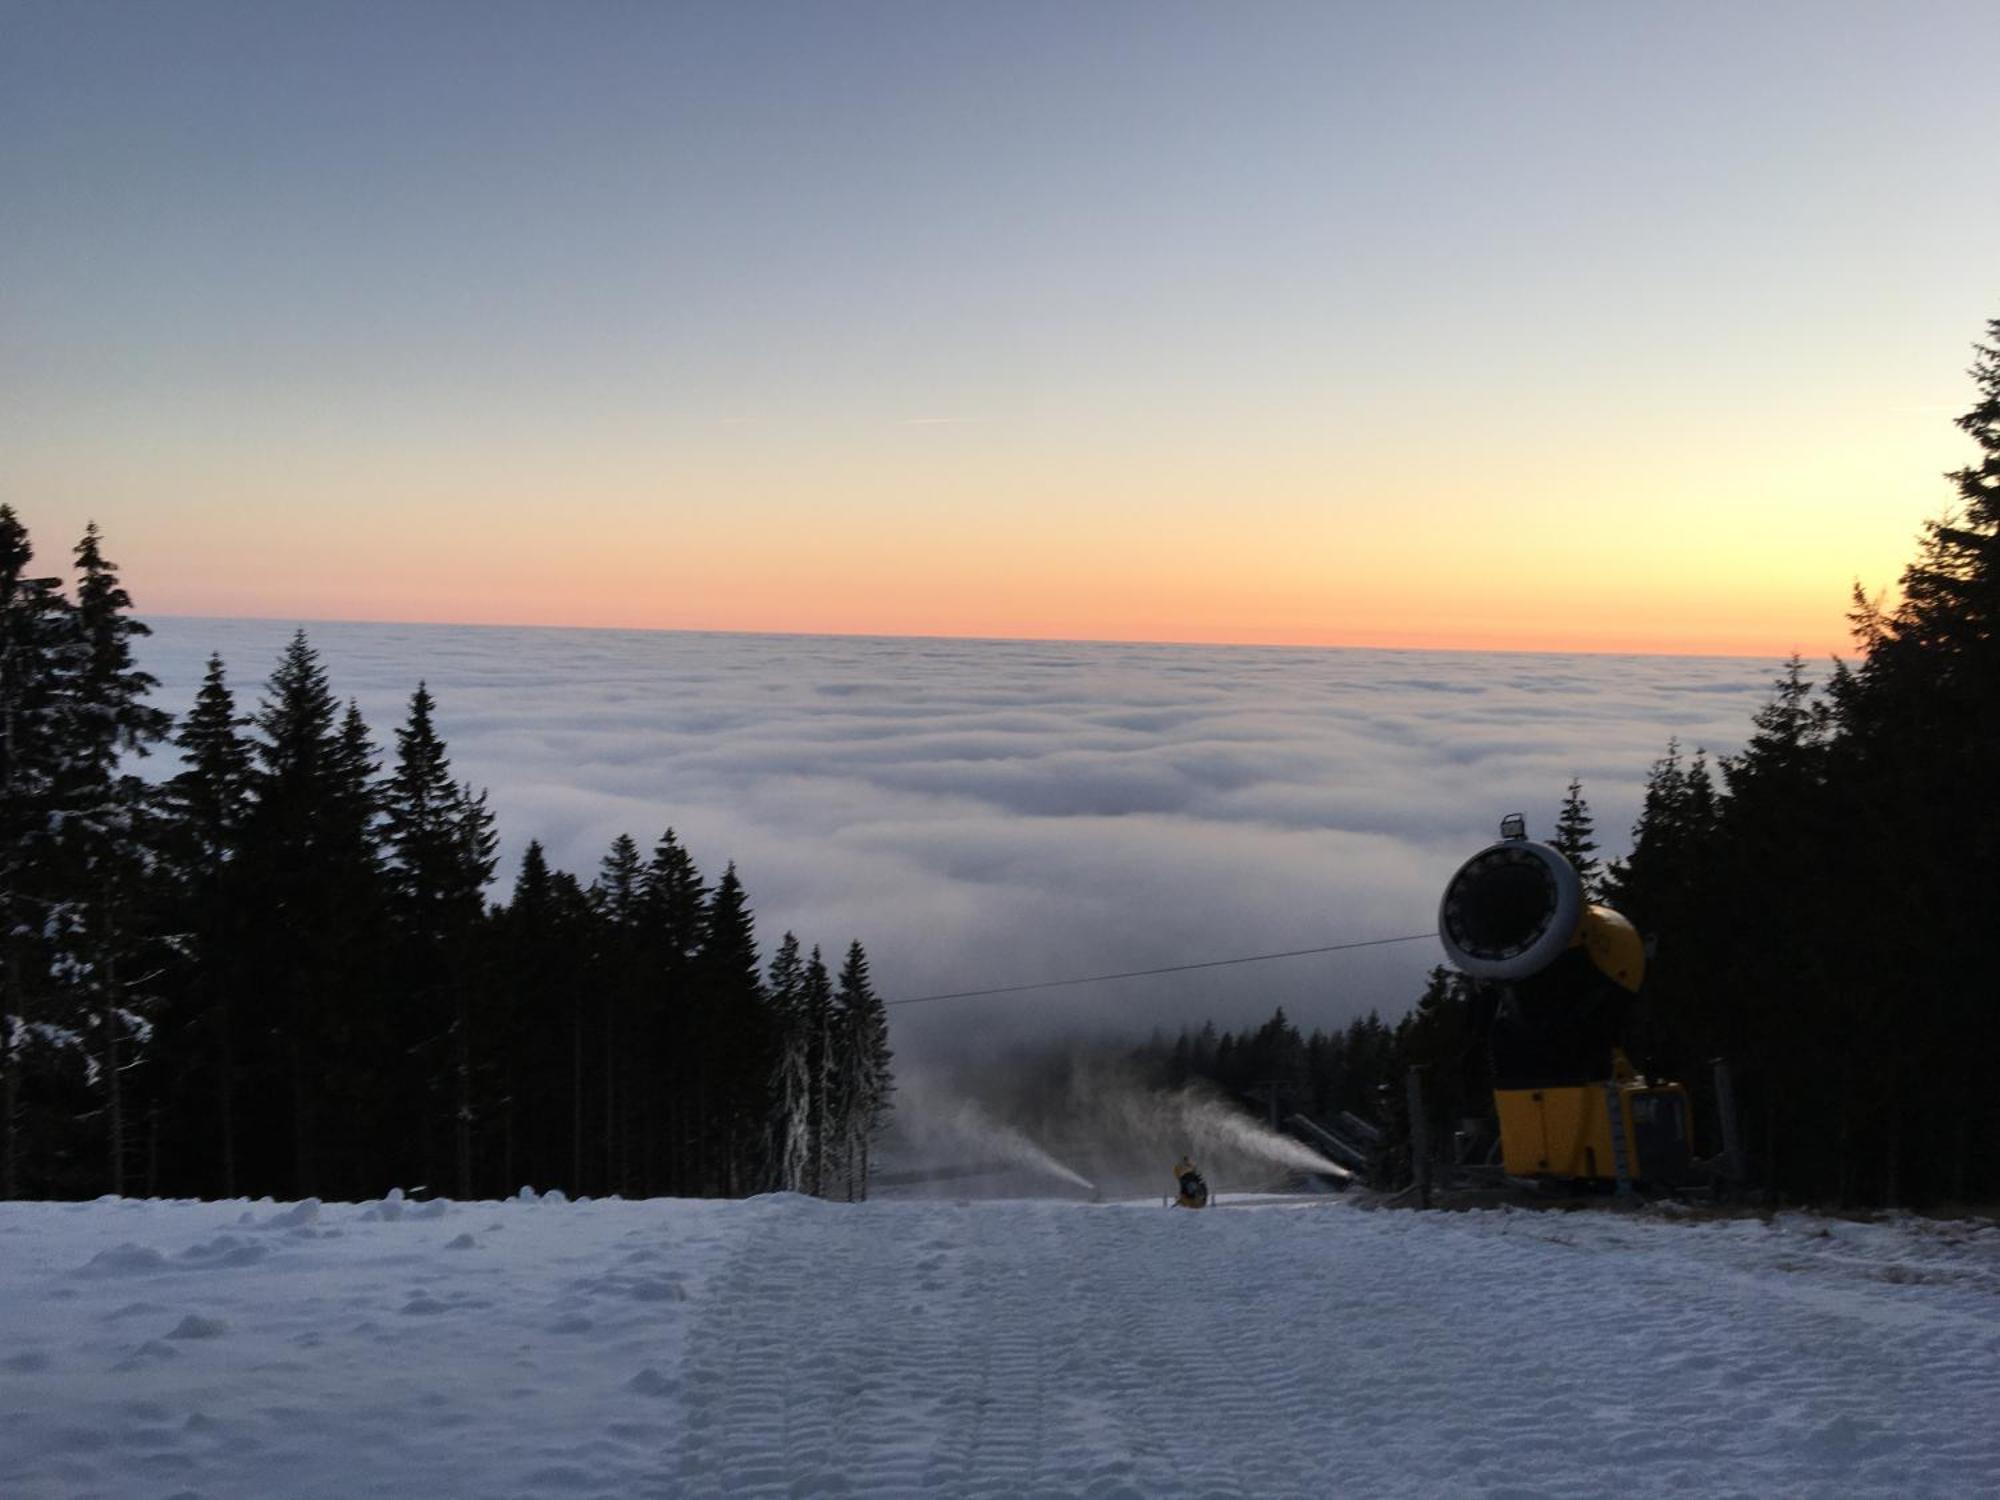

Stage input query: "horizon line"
[{"left": 147, "top": 608, "right": 1830, "bottom": 667}]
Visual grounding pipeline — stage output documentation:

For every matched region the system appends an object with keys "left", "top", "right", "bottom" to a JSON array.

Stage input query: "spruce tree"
[
  {"left": 0, "top": 506, "right": 78, "bottom": 1198},
  {"left": 1550, "top": 777, "right": 1602, "bottom": 899},
  {"left": 640, "top": 828, "right": 705, "bottom": 1192},
  {"left": 766, "top": 932, "right": 810, "bottom": 1192},
  {"left": 494, "top": 843, "right": 593, "bottom": 1195},
  {"left": 69, "top": 524, "right": 171, "bottom": 774},
  {"left": 697, "top": 863, "right": 770, "bottom": 1193},
  {"left": 382, "top": 685, "right": 495, "bottom": 1196},
  {"left": 592, "top": 834, "right": 645, "bottom": 1192},
  {"left": 161, "top": 654, "right": 254, "bottom": 1195},
  {"left": 235, "top": 632, "right": 384, "bottom": 1196},
  {"left": 57, "top": 524, "right": 171, "bottom": 1194},
  {"left": 803, "top": 944, "right": 836, "bottom": 1197},
  {"left": 833, "top": 941, "right": 892, "bottom": 1201},
  {"left": 167, "top": 656, "right": 253, "bottom": 860},
  {"left": 1820, "top": 320, "right": 2000, "bottom": 1203}
]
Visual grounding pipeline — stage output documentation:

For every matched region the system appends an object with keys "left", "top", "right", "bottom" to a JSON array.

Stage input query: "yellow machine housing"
[
  {"left": 1574, "top": 905, "right": 1644, "bottom": 992},
  {"left": 1488, "top": 917, "right": 1686, "bottom": 1184},
  {"left": 1493, "top": 1078, "right": 1693, "bottom": 1182}
]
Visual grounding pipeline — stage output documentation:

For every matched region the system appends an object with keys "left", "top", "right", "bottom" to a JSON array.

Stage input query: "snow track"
[{"left": 2, "top": 1193, "right": 1997, "bottom": 1497}]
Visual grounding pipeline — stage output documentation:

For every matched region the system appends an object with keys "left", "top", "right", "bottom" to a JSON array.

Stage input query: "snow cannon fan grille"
[{"left": 1437, "top": 839, "right": 1584, "bottom": 980}]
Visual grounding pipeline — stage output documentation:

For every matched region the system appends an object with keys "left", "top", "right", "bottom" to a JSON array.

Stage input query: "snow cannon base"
[{"left": 1494, "top": 1080, "right": 1693, "bottom": 1187}]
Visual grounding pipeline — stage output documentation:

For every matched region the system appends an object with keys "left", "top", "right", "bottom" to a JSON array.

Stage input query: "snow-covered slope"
[{"left": 3, "top": 1192, "right": 1995, "bottom": 1497}]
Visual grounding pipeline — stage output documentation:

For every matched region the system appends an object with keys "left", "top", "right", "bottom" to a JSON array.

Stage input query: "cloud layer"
[{"left": 138, "top": 619, "right": 1785, "bottom": 1057}]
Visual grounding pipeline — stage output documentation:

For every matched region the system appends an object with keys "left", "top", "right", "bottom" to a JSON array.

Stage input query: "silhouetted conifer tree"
[
  {"left": 833, "top": 941, "right": 891, "bottom": 1201},
  {"left": 802, "top": 945, "right": 836, "bottom": 1197},
  {"left": 0, "top": 506, "right": 82, "bottom": 1197},
  {"left": 1550, "top": 777, "right": 1602, "bottom": 898},
  {"left": 234, "top": 633, "right": 388, "bottom": 1197},
  {"left": 697, "top": 864, "right": 770, "bottom": 1193},
  {"left": 57, "top": 524, "right": 172, "bottom": 1194},
  {"left": 383, "top": 685, "right": 495, "bottom": 1196},
  {"left": 159, "top": 654, "right": 253, "bottom": 1194},
  {"left": 766, "top": 932, "right": 810, "bottom": 1192},
  {"left": 641, "top": 828, "right": 705, "bottom": 1192}
]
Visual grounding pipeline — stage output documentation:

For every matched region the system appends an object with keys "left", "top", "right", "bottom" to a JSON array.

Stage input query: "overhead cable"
[{"left": 885, "top": 931, "right": 1437, "bottom": 1008}]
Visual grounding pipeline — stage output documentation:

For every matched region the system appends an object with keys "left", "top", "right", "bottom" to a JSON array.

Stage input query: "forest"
[
  {"left": 0, "top": 535, "right": 892, "bottom": 1203},
  {"left": 1146, "top": 320, "right": 2000, "bottom": 1211},
  {"left": 3, "top": 317, "right": 1995, "bottom": 1212}
]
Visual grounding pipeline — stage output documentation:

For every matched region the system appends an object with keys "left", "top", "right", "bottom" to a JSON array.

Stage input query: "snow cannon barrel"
[{"left": 1437, "top": 835, "right": 1584, "bottom": 981}]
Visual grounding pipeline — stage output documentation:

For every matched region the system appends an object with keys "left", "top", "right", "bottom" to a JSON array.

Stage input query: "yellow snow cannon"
[
  {"left": 1172, "top": 1156, "right": 1211, "bottom": 1209},
  {"left": 1437, "top": 815, "right": 1693, "bottom": 1191}
]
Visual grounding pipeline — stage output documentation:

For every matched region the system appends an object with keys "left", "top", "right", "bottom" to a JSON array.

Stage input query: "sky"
[
  {"left": 138, "top": 619, "right": 1773, "bottom": 1055},
  {"left": 3, "top": 2, "right": 1996, "bottom": 656}
]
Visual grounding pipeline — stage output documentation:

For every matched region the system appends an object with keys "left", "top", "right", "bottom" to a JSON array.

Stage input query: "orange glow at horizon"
[{"left": 8, "top": 343, "right": 1965, "bottom": 665}]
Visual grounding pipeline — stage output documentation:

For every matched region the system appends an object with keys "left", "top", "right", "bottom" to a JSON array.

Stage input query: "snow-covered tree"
[{"left": 766, "top": 932, "right": 811, "bottom": 1193}]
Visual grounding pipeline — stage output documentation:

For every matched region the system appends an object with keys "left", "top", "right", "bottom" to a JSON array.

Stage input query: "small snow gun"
[
  {"left": 1437, "top": 815, "right": 1692, "bottom": 1190},
  {"left": 1172, "top": 1157, "right": 1210, "bottom": 1209}
]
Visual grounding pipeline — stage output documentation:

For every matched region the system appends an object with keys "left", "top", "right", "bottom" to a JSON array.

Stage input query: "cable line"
[{"left": 885, "top": 931, "right": 1437, "bottom": 1008}]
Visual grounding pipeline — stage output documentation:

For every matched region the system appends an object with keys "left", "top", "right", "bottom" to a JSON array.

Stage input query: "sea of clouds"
[{"left": 137, "top": 619, "right": 1788, "bottom": 1057}]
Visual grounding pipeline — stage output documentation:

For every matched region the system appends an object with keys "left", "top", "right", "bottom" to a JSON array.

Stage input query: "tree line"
[
  {"left": 0, "top": 521, "right": 893, "bottom": 1203},
  {"left": 1146, "top": 319, "right": 2000, "bottom": 1211}
]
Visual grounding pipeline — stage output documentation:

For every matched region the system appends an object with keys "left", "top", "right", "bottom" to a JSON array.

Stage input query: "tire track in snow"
[
  {"left": 676, "top": 1197, "right": 976, "bottom": 1496},
  {"left": 921, "top": 1202, "right": 1063, "bottom": 1496},
  {"left": 1060, "top": 1203, "right": 1332, "bottom": 1499}
]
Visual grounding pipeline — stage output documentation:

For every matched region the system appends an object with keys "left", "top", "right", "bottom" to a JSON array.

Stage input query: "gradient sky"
[{"left": 4, "top": 1, "right": 1996, "bottom": 656}]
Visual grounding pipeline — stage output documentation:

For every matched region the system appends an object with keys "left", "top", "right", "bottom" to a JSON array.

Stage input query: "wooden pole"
[{"left": 1711, "top": 1057, "right": 1744, "bottom": 1190}]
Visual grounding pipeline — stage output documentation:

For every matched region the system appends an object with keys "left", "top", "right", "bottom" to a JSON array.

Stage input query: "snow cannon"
[
  {"left": 1172, "top": 1156, "right": 1210, "bottom": 1209},
  {"left": 1438, "top": 815, "right": 1691, "bottom": 1191}
]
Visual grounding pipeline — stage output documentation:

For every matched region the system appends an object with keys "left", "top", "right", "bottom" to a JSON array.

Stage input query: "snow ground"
[{"left": 2, "top": 1192, "right": 1996, "bottom": 1499}]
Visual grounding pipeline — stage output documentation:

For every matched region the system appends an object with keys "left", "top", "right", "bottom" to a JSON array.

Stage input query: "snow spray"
[
  {"left": 884, "top": 1079, "right": 1096, "bottom": 1194},
  {"left": 1159, "top": 1092, "right": 1347, "bottom": 1180},
  {"left": 923, "top": 1050, "right": 1349, "bottom": 1197}
]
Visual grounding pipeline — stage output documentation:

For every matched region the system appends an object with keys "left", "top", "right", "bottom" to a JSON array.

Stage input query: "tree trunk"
[
  {"left": 454, "top": 984, "right": 472, "bottom": 1200},
  {"left": 602, "top": 1003, "right": 615, "bottom": 1196},
  {"left": 289, "top": 1035, "right": 310, "bottom": 1199},
  {"left": 105, "top": 1001, "right": 124, "bottom": 1196},
  {"left": 218, "top": 999, "right": 237, "bottom": 1198},
  {"left": 570, "top": 1008, "right": 583, "bottom": 1197},
  {"left": 1883, "top": 1054, "right": 1902, "bottom": 1209},
  {"left": 1, "top": 1049, "right": 15, "bottom": 1201}
]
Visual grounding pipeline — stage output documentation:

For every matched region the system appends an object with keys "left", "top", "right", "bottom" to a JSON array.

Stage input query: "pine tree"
[
  {"left": 697, "top": 864, "right": 770, "bottom": 1194},
  {"left": 69, "top": 525, "right": 171, "bottom": 775},
  {"left": 766, "top": 932, "right": 810, "bottom": 1192},
  {"left": 1818, "top": 320, "right": 2000, "bottom": 1204},
  {"left": 492, "top": 842, "right": 594, "bottom": 1195},
  {"left": 166, "top": 656, "right": 252, "bottom": 860},
  {"left": 382, "top": 685, "right": 495, "bottom": 1196},
  {"left": 1550, "top": 777, "right": 1602, "bottom": 899},
  {"left": 160, "top": 654, "right": 254, "bottom": 1195},
  {"left": 833, "top": 941, "right": 892, "bottom": 1201},
  {"left": 57, "top": 524, "right": 172, "bottom": 1195},
  {"left": 803, "top": 945, "right": 836, "bottom": 1197},
  {"left": 640, "top": 828, "right": 705, "bottom": 1192},
  {"left": 384, "top": 686, "right": 460, "bottom": 941},
  {"left": 592, "top": 834, "right": 645, "bottom": 1193},
  {"left": 234, "top": 632, "right": 385, "bottom": 1197},
  {"left": 0, "top": 506, "right": 80, "bottom": 1198}
]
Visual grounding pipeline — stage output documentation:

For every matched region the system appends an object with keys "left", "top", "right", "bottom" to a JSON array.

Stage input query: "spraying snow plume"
[
  {"left": 878, "top": 1050, "right": 1348, "bottom": 1200},
  {"left": 875, "top": 1076, "right": 1096, "bottom": 1197},
  {"left": 1149, "top": 1089, "right": 1349, "bottom": 1182}
]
